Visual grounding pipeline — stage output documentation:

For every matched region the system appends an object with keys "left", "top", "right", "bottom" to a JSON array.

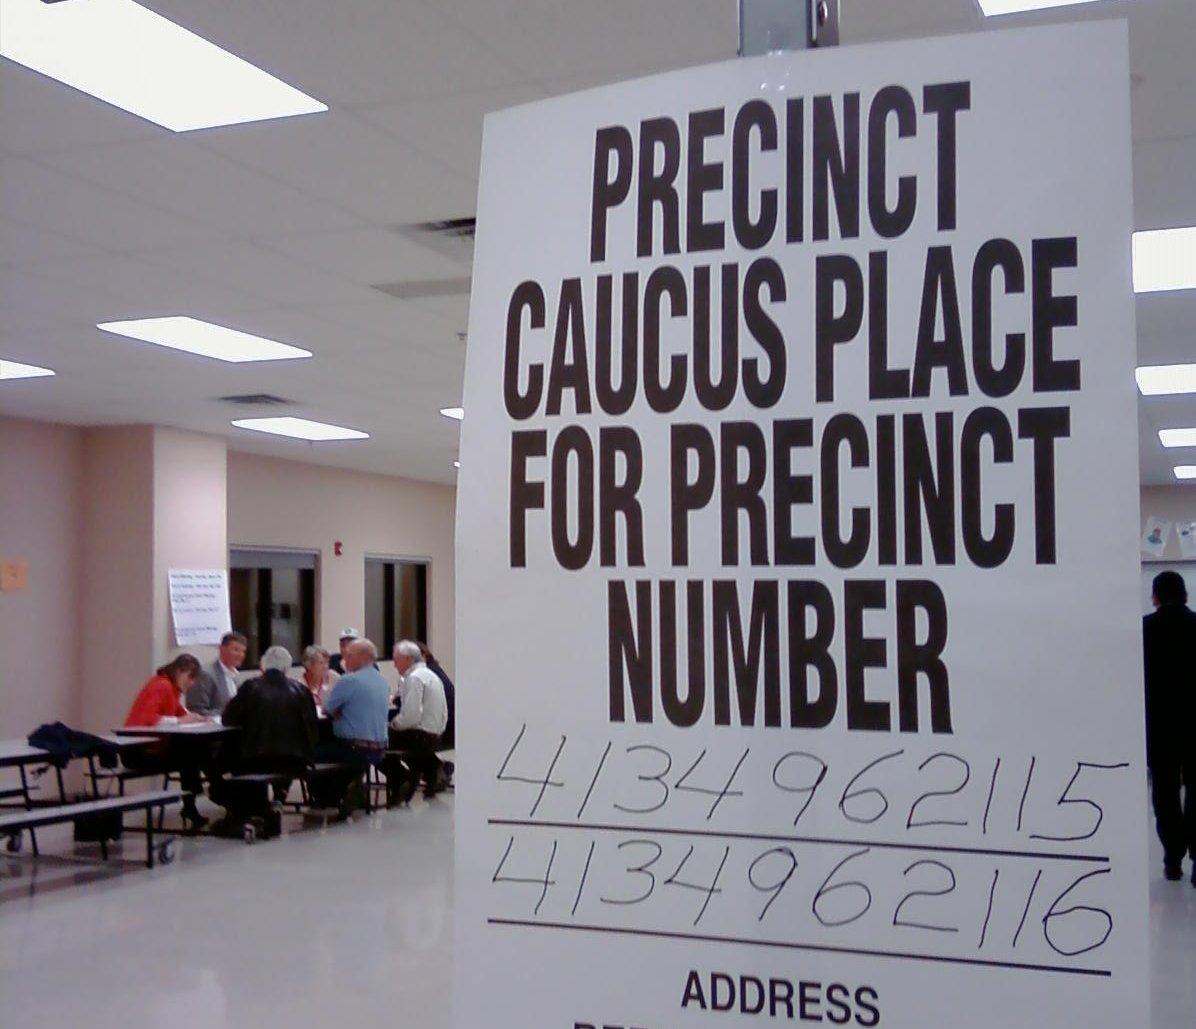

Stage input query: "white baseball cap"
[{"left": 338, "top": 627, "right": 361, "bottom": 641}]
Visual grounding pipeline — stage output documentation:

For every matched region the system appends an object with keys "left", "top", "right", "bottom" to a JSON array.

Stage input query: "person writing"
[{"left": 123, "top": 654, "right": 211, "bottom": 828}]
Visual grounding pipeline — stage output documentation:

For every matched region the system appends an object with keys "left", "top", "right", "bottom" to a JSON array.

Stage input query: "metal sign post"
[{"left": 739, "top": 0, "right": 840, "bottom": 56}]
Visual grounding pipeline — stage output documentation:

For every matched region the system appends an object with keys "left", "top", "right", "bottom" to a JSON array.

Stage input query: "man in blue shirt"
[{"left": 313, "top": 638, "right": 389, "bottom": 815}]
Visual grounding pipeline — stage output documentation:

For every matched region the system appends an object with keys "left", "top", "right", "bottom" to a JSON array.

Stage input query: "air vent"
[
  {"left": 217, "top": 393, "right": 292, "bottom": 407},
  {"left": 372, "top": 277, "right": 471, "bottom": 301},
  {"left": 393, "top": 217, "right": 476, "bottom": 261}
]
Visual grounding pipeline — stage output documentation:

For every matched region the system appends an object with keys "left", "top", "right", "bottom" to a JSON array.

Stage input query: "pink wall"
[
  {"left": 78, "top": 426, "right": 157, "bottom": 733},
  {"left": 227, "top": 451, "right": 457, "bottom": 674},
  {"left": 0, "top": 416, "right": 85, "bottom": 737}
]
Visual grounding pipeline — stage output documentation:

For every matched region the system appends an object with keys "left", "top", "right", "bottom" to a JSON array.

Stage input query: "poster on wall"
[
  {"left": 168, "top": 568, "right": 231, "bottom": 646},
  {"left": 456, "top": 22, "right": 1147, "bottom": 1029},
  {"left": 1176, "top": 521, "right": 1196, "bottom": 559},
  {"left": 1141, "top": 516, "right": 1171, "bottom": 559}
]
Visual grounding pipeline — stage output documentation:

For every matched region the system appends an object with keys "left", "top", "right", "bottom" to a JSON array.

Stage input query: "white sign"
[
  {"left": 457, "top": 22, "right": 1146, "bottom": 1029},
  {"left": 168, "top": 568, "right": 231, "bottom": 646}
]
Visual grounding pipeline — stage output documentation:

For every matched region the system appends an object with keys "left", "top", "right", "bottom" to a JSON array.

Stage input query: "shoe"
[
  {"left": 181, "top": 808, "right": 209, "bottom": 833},
  {"left": 1164, "top": 862, "right": 1183, "bottom": 881}
]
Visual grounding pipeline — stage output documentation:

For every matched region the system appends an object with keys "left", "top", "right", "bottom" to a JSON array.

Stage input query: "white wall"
[
  {"left": 227, "top": 450, "right": 457, "bottom": 674},
  {"left": 0, "top": 416, "right": 85, "bottom": 737}
]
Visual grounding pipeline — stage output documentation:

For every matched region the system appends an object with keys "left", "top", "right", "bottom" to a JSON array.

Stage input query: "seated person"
[
  {"left": 418, "top": 641, "right": 455, "bottom": 752},
  {"left": 312, "top": 638, "right": 390, "bottom": 815},
  {"left": 123, "top": 653, "right": 213, "bottom": 829},
  {"left": 219, "top": 646, "right": 319, "bottom": 825},
  {"left": 296, "top": 644, "right": 339, "bottom": 711},
  {"left": 186, "top": 631, "right": 248, "bottom": 718},
  {"left": 390, "top": 640, "right": 449, "bottom": 800}
]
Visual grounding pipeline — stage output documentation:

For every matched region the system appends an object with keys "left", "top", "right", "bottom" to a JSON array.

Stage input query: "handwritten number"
[
  {"left": 892, "top": 859, "right": 959, "bottom": 934},
  {"left": 839, "top": 751, "right": 904, "bottom": 825},
  {"left": 495, "top": 724, "right": 567, "bottom": 817},
  {"left": 614, "top": 745, "right": 673, "bottom": 815},
  {"left": 599, "top": 839, "right": 662, "bottom": 906},
  {"left": 773, "top": 752, "right": 829, "bottom": 827},
  {"left": 1029, "top": 762, "right": 1129, "bottom": 843},
  {"left": 812, "top": 848, "right": 873, "bottom": 928},
  {"left": 747, "top": 847, "right": 799, "bottom": 922},
  {"left": 675, "top": 747, "right": 749, "bottom": 820},
  {"left": 906, "top": 752, "right": 971, "bottom": 830}
]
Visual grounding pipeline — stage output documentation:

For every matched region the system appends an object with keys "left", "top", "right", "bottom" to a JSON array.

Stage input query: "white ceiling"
[{"left": 0, "top": 0, "right": 1193, "bottom": 485}]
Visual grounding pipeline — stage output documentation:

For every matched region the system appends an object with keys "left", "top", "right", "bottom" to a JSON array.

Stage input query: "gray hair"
[
  {"left": 301, "top": 644, "right": 330, "bottom": 668},
  {"left": 349, "top": 638, "right": 378, "bottom": 662},
  {"left": 261, "top": 645, "right": 293, "bottom": 673},
  {"left": 394, "top": 640, "right": 421, "bottom": 662}
]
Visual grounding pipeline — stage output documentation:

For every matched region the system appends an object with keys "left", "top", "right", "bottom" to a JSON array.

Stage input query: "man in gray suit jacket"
[{"left": 186, "top": 631, "right": 248, "bottom": 717}]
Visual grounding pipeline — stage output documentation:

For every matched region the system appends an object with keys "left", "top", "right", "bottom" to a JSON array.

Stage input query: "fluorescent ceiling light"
[
  {"left": 0, "top": 359, "right": 55, "bottom": 380},
  {"left": 1137, "top": 365, "right": 1196, "bottom": 396},
  {"left": 1159, "top": 428, "right": 1196, "bottom": 449},
  {"left": 232, "top": 417, "right": 369, "bottom": 442},
  {"left": 0, "top": 0, "right": 326, "bottom": 132},
  {"left": 1134, "top": 227, "right": 1196, "bottom": 294},
  {"left": 440, "top": 407, "right": 465, "bottom": 421},
  {"left": 1175, "top": 467, "right": 1196, "bottom": 481},
  {"left": 97, "top": 317, "right": 311, "bottom": 363},
  {"left": 977, "top": 0, "right": 1109, "bottom": 15}
]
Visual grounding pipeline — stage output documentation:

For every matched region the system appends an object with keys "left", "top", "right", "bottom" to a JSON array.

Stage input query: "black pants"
[
  {"left": 221, "top": 756, "right": 308, "bottom": 816},
  {"left": 1152, "top": 754, "right": 1196, "bottom": 866},
  {"left": 389, "top": 729, "right": 443, "bottom": 787},
  {"left": 309, "top": 740, "right": 378, "bottom": 808},
  {"left": 122, "top": 745, "right": 211, "bottom": 814}
]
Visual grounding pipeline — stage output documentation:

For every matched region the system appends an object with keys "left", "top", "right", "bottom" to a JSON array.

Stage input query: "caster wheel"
[
  {"left": 243, "top": 824, "right": 257, "bottom": 845},
  {"left": 5, "top": 833, "right": 22, "bottom": 854},
  {"left": 158, "top": 840, "right": 176, "bottom": 865}
]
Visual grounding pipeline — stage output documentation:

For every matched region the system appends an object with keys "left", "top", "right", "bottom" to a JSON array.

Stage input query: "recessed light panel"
[
  {"left": 97, "top": 317, "right": 311, "bottom": 363},
  {"left": 977, "top": 0, "right": 1109, "bottom": 15},
  {"left": 0, "top": 359, "right": 55, "bottom": 380},
  {"left": 1133, "top": 227, "right": 1196, "bottom": 293},
  {"left": 0, "top": 0, "right": 327, "bottom": 132},
  {"left": 1175, "top": 466, "right": 1196, "bottom": 481},
  {"left": 231, "top": 418, "right": 369, "bottom": 442},
  {"left": 1136, "top": 365, "right": 1196, "bottom": 397},
  {"left": 1159, "top": 428, "right": 1196, "bottom": 449},
  {"left": 440, "top": 407, "right": 465, "bottom": 421}
]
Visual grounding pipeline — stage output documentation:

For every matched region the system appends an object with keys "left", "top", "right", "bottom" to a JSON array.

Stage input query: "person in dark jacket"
[
  {"left": 220, "top": 646, "right": 318, "bottom": 818},
  {"left": 1143, "top": 570, "right": 1196, "bottom": 884},
  {"left": 418, "top": 642, "right": 455, "bottom": 751}
]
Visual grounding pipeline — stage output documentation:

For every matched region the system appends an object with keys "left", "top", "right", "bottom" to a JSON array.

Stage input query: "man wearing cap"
[{"left": 328, "top": 628, "right": 360, "bottom": 676}]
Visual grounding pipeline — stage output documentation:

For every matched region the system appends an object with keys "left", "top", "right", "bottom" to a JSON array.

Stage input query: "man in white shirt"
[
  {"left": 389, "top": 639, "right": 448, "bottom": 799},
  {"left": 186, "top": 631, "right": 247, "bottom": 718}
]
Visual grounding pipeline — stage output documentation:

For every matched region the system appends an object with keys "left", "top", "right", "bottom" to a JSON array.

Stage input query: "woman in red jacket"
[
  {"left": 124, "top": 654, "right": 212, "bottom": 828},
  {"left": 125, "top": 654, "right": 205, "bottom": 727}
]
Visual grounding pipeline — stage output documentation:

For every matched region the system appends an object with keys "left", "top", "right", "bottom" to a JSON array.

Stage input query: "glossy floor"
[{"left": 1, "top": 799, "right": 1192, "bottom": 1028}]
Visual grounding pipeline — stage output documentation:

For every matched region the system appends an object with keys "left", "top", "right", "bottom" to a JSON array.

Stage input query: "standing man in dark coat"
[{"left": 1143, "top": 570, "right": 1196, "bottom": 884}]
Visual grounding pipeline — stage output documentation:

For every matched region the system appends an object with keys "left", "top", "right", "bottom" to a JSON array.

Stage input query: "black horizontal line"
[
  {"left": 487, "top": 919, "right": 1111, "bottom": 978},
  {"left": 486, "top": 818, "right": 1110, "bottom": 864}
]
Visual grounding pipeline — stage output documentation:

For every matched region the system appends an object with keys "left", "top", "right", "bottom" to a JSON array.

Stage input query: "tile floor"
[{"left": 0, "top": 797, "right": 1192, "bottom": 1028}]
